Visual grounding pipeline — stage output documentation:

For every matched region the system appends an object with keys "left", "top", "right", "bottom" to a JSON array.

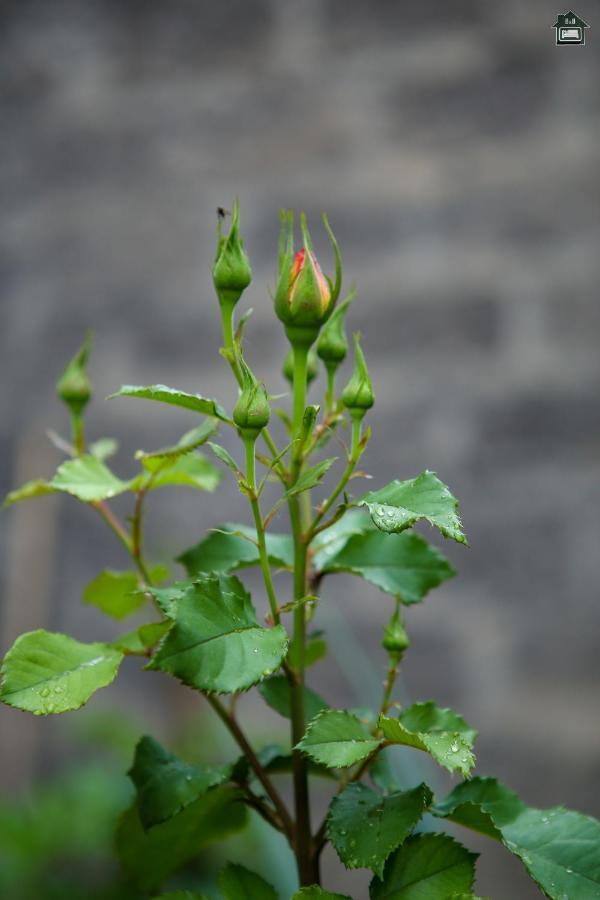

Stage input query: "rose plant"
[{"left": 2, "top": 202, "right": 600, "bottom": 899}]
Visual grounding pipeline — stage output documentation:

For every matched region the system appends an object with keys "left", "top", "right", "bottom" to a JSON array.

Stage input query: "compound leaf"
[
  {"left": 369, "top": 833, "right": 477, "bottom": 899},
  {"left": 360, "top": 471, "right": 467, "bottom": 544},
  {"left": 147, "top": 574, "right": 288, "bottom": 693},
  {"left": 296, "top": 709, "right": 381, "bottom": 769},
  {"left": 0, "top": 630, "right": 123, "bottom": 714},
  {"left": 327, "top": 782, "right": 433, "bottom": 877}
]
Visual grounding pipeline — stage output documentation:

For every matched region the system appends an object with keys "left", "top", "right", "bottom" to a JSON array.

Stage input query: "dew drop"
[
  {"left": 542, "top": 816, "right": 549, "bottom": 824},
  {"left": 450, "top": 742, "right": 459, "bottom": 753},
  {"left": 40, "top": 687, "right": 50, "bottom": 698},
  {"left": 46, "top": 703, "right": 55, "bottom": 713},
  {"left": 33, "top": 709, "right": 43, "bottom": 716},
  {"left": 185, "top": 775, "right": 193, "bottom": 782},
  {"left": 54, "top": 685, "right": 63, "bottom": 694},
  {"left": 252, "top": 648, "right": 258, "bottom": 654}
]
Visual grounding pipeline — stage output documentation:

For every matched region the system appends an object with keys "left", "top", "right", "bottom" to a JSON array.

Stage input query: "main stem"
[
  {"left": 289, "top": 342, "right": 319, "bottom": 886},
  {"left": 244, "top": 435, "right": 281, "bottom": 625}
]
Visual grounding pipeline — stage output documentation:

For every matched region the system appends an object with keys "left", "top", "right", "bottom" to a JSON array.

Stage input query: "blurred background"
[{"left": 1, "top": 0, "right": 599, "bottom": 897}]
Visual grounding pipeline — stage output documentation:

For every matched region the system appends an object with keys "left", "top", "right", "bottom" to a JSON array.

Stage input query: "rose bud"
[
  {"left": 212, "top": 199, "right": 252, "bottom": 312},
  {"left": 233, "top": 352, "right": 271, "bottom": 439},
  {"left": 316, "top": 288, "right": 355, "bottom": 371},
  {"left": 342, "top": 332, "right": 375, "bottom": 417},
  {"left": 56, "top": 331, "right": 93, "bottom": 417},
  {"left": 282, "top": 346, "right": 319, "bottom": 386},
  {"left": 274, "top": 210, "right": 342, "bottom": 348},
  {"left": 382, "top": 604, "right": 410, "bottom": 656}
]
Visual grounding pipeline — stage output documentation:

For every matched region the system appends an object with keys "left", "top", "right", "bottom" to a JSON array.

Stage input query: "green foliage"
[
  {"left": 379, "top": 702, "right": 477, "bottom": 777},
  {"left": 50, "top": 455, "right": 131, "bottom": 501},
  {"left": 3, "top": 478, "right": 56, "bottom": 507},
  {"left": 136, "top": 420, "right": 218, "bottom": 461},
  {"left": 369, "top": 833, "right": 478, "bottom": 899},
  {"left": 327, "top": 782, "right": 432, "bottom": 876},
  {"left": 360, "top": 471, "right": 467, "bottom": 544},
  {"left": 83, "top": 570, "right": 145, "bottom": 619},
  {"left": 218, "top": 862, "right": 278, "bottom": 899},
  {"left": 131, "top": 452, "right": 221, "bottom": 492},
  {"left": 318, "top": 529, "right": 455, "bottom": 603},
  {"left": 0, "top": 630, "right": 123, "bottom": 714},
  {"left": 433, "top": 777, "right": 600, "bottom": 899},
  {"left": 110, "top": 384, "right": 231, "bottom": 421},
  {"left": 296, "top": 710, "right": 381, "bottom": 768},
  {"left": 129, "top": 735, "right": 232, "bottom": 829},
  {"left": 286, "top": 458, "right": 337, "bottom": 496},
  {"left": 179, "top": 526, "right": 293, "bottom": 576},
  {"left": 293, "top": 890, "right": 351, "bottom": 899},
  {"left": 147, "top": 574, "right": 289, "bottom": 693},
  {"left": 258, "top": 675, "right": 328, "bottom": 721}
]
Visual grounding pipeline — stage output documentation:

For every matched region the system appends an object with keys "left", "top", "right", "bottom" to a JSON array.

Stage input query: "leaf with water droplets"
[
  {"left": 0, "top": 630, "right": 123, "bottom": 714},
  {"left": 296, "top": 709, "right": 381, "bottom": 769},
  {"left": 378, "top": 701, "right": 476, "bottom": 777},
  {"left": 218, "top": 862, "right": 278, "bottom": 900},
  {"left": 369, "top": 832, "right": 478, "bottom": 899},
  {"left": 359, "top": 471, "right": 467, "bottom": 544},
  {"left": 129, "top": 735, "right": 232, "bottom": 829},
  {"left": 147, "top": 573, "right": 288, "bottom": 694},
  {"left": 433, "top": 777, "right": 600, "bottom": 899},
  {"left": 327, "top": 782, "right": 433, "bottom": 876}
]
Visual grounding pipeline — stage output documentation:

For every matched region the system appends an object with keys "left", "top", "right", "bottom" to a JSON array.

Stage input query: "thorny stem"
[
  {"left": 244, "top": 435, "right": 281, "bottom": 625},
  {"left": 205, "top": 693, "right": 294, "bottom": 841}
]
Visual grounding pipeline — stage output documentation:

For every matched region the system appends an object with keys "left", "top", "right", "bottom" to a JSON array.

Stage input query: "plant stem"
[
  {"left": 91, "top": 500, "right": 133, "bottom": 554},
  {"left": 325, "top": 365, "right": 336, "bottom": 416},
  {"left": 131, "top": 487, "right": 154, "bottom": 586},
  {"left": 307, "top": 415, "right": 362, "bottom": 540},
  {"left": 288, "top": 341, "right": 319, "bottom": 886},
  {"left": 244, "top": 435, "right": 281, "bottom": 625},
  {"left": 205, "top": 693, "right": 294, "bottom": 841},
  {"left": 380, "top": 653, "right": 401, "bottom": 717},
  {"left": 70, "top": 412, "right": 85, "bottom": 457}
]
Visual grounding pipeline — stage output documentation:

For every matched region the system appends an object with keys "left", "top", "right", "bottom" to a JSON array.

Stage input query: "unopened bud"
[
  {"left": 233, "top": 352, "right": 271, "bottom": 438},
  {"left": 316, "top": 289, "right": 355, "bottom": 369},
  {"left": 282, "top": 347, "right": 319, "bottom": 385},
  {"left": 56, "top": 331, "right": 93, "bottom": 417},
  {"left": 382, "top": 605, "right": 410, "bottom": 656},
  {"left": 342, "top": 332, "right": 374, "bottom": 417},
  {"left": 212, "top": 200, "right": 252, "bottom": 310}
]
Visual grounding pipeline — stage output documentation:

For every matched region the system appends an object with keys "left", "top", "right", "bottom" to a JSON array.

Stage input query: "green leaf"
[
  {"left": 112, "top": 621, "right": 172, "bottom": 655},
  {"left": 89, "top": 437, "right": 119, "bottom": 461},
  {"left": 287, "top": 457, "right": 337, "bottom": 496},
  {"left": 328, "top": 782, "right": 433, "bottom": 877},
  {"left": 50, "top": 455, "right": 132, "bottom": 501},
  {"left": 218, "top": 862, "right": 279, "bottom": 900},
  {"left": 82, "top": 569, "right": 144, "bottom": 620},
  {"left": 136, "top": 420, "right": 218, "bottom": 460},
  {"left": 369, "top": 833, "right": 478, "bottom": 899},
  {"left": 311, "top": 509, "right": 375, "bottom": 570},
  {"left": 319, "top": 529, "right": 455, "bottom": 604},
  {"left": 131, "top": 452, "right": 221, "bottom": 492},
  {"left": 110, "top": 384, "right": 231, "bottom": 422},
  {"left": 296, "top": 709, "right": 381, "bottom": 768},
  {"left": 3, "top": 478, "right": 56, "bottom": 507},
  {"left": 258, "top": 675, "right": 328, "bottom": 721},
  {"left": 178, "top": 525, "right": 294, "bottom": 576},
  {"left": 433, "top": 777, "right": 600, "bottom": 899},
  {"left": 147, "top": 574, "right": 289, "bottom": 693},
  {"left": 360, "top": 471, "right": 467, "bottom": 544},
  {"left": 378, "top": 702, "right": 477, "bottom": 777},
  {"left": 292, "top": 889, "right": 351, "bottom": 899},
  {"left": 129, "top": 735, "right": 232, "bottom": 829},
  {"left": 207, "top": 441, "right": 244, "bottom": 476},
  {"left": 116, "top": 786, "right": 246, "bottom": 891},
  {"left": 0, "top": 630, "right": 123, "bottom": 714}
]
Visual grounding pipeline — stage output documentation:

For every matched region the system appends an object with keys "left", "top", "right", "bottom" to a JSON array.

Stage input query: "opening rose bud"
[{"left": 274, "top": 210, "right": 342, "bottom": 348}]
